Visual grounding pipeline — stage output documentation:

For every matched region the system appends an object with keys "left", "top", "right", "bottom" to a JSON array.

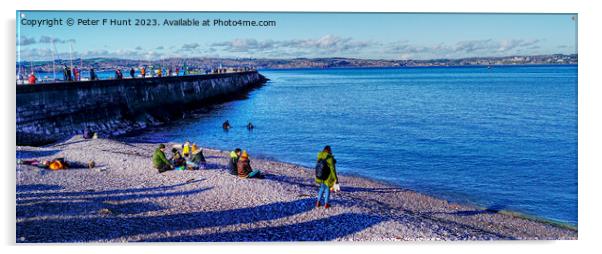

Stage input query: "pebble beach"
[{"left": 16, "top": 136, "right": 577, "bottom": 242}]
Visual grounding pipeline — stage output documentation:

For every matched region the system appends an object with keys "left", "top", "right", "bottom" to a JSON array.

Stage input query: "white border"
[{"left": 2, "top": 1, "right": 601, "bottom": 254}]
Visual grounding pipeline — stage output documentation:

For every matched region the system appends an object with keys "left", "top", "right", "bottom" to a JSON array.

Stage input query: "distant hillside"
[{"left": 16, "top": 54, "right": 577, "bottom": 72}]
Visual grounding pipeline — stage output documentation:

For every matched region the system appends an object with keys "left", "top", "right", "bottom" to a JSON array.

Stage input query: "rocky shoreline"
[{"left": 16, "top": 136, "right": 577, "bottom": 242}]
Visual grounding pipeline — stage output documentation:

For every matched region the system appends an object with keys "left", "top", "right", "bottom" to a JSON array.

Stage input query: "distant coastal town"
[{"left": 16, "top": 54, "right": 577, "bottom": 73}]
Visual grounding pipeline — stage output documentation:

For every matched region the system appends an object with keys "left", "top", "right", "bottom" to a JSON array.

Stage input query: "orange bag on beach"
[{"left": 49, "top": 160, "right": 64, "bottom": 170}]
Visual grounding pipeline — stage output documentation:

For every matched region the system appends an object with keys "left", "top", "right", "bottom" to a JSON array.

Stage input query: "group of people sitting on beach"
[
  {"left": 150, "top": 120, "right": 339, "bottom": 208},
  {"left": 151, "top": 142, "right": 265, "bottom": 179},
  {"left": 150, "top": 140, "right": 339, "bottom": 208},
  {"left": 152, "top": 141, "right": 207, "bottom": 173},
  {"left": 227, "top": 148, "right": 265, "bottom": 179}
]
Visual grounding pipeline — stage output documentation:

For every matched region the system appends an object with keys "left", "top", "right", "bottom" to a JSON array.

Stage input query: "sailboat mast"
[
  {"left": 51, "top": 40, "right": 56, "bottom": 81},
  {"left": 18, "top": 62, "right": 22, "bottom": 82},
  {"left": 69, "top": 42, "right": 74, "bottom": 70}
]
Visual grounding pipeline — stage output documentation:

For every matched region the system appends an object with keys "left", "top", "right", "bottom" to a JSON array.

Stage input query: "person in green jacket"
[
  {"left": 228, "top": 148, "right": 242, "bottom": 175},
  {"left": 315, "top": 145, "right": 338, "bottom": 209},
  {"left": 152, "top": 144, "right": 173, "bottom": 173}
]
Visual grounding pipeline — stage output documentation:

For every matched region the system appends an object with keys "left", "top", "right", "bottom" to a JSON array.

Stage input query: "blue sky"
[{"left": 16, "top": 11, "right": 577, "bottom": 61}]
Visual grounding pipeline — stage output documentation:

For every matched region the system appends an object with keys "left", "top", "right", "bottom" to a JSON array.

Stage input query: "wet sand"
[{"left": 16, "top": 136, "right": 577, "bottom": 242}]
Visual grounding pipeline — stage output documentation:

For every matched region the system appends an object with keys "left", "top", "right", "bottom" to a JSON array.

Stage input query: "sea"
[{"left": 58, "top": 65, "right": 581, "bottom": 226}]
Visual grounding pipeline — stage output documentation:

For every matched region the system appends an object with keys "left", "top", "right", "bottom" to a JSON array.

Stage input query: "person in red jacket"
[{"left": 28, "top": 72, "right": 36, "bottom": 85}]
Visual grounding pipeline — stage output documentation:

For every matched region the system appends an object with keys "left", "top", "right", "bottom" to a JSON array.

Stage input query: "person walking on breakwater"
[
  {"left": 63, "top": 65, "right": 72, "bottom": 81},
  {"left": 228, "top": 148, "right": 242, "bottom": 175},
  {"left": 222, "top": 120, "right": 231, "bottom": 130},
  {"left": 130, "top": 68, "right": 136, "bottom": 79},
  {"left": 89, "top": 68, "right": 98, "bottom": 81},
  {"left": 315, "top": 145, "right": 338, "bottom": 209},
  {"left": 141, "top": 66, "right": 146, "bottom": 78},
  {"left": 115, "top": 69, "right": 123, "bottom": 80},
  {"left": 27, "top": 71, "right": 37, "bottom": 85},
  {"left": 73, "top": 66, "right": 80, "bottom": 81},
  {"left": 237, "top": 151, "right": 264, "bottom": 179},
  {"left": 152, "top": 144, "right": 173, "bottom": 173},
  {"left": 62, "top": 65, "right": 67, "bottom": 81}
]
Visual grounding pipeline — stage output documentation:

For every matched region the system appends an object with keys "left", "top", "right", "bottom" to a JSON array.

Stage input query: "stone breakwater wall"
[{"left": 16, "top": 71, "right": 267, "bottom": 146}]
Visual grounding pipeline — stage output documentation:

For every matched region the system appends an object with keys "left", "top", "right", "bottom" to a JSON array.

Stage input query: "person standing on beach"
[
  {"left": 315, "top": 145, "right": 338, "bottom": 209},
  {"left": 152, "top": 144, "right": 173, "bottom": 173},
  {"left": 141, "top": 66, "right": 146, "bottom": 78},
  {"left": 130, "top": 68, "right": 136, "bottom": 79},
  {"left": 228, "top": 148, "right": 242, "bottom": 175}
]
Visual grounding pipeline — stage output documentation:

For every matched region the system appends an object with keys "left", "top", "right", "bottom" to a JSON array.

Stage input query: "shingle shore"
[{"left": 16, "top": 136, "right": 577, "bottom": 242}]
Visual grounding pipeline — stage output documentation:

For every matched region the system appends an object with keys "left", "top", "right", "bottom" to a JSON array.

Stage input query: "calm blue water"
[{"left": 136, "top": 66, "right": 578, "bottom": 226}]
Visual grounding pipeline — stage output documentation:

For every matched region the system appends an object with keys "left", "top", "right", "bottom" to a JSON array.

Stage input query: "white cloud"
[
  {"left": 17, "top": 36, "right": 36, "bottom": 46},
  {"left": 17, "top": 48, "right": 56, "bottom": 60},
  {"left": 180, "top": 43, "right": 201, "bottom": 52},
  {"left": 18, "top": 47, "right": 165, "bottom": 61},
  {"left": 386, "top": 38, "right": 545, "bottom": 59},
  {"left": 16, "top": 35, "right": 560, "bottom": 61},
  {"left": 497, "top": 39, "right": 540, "bottom": 52},
  {"left": 38, "top": 36, "right": 76, "bottom": 44},
  {"left": 209, "top": 36, "right": 547, "bottom": 59},
  {"left": 17, "top": 35, "right": 76, "bottom": 47},
  {"left": 210, "top": 35, "right": 372, "bottom": 56}
]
